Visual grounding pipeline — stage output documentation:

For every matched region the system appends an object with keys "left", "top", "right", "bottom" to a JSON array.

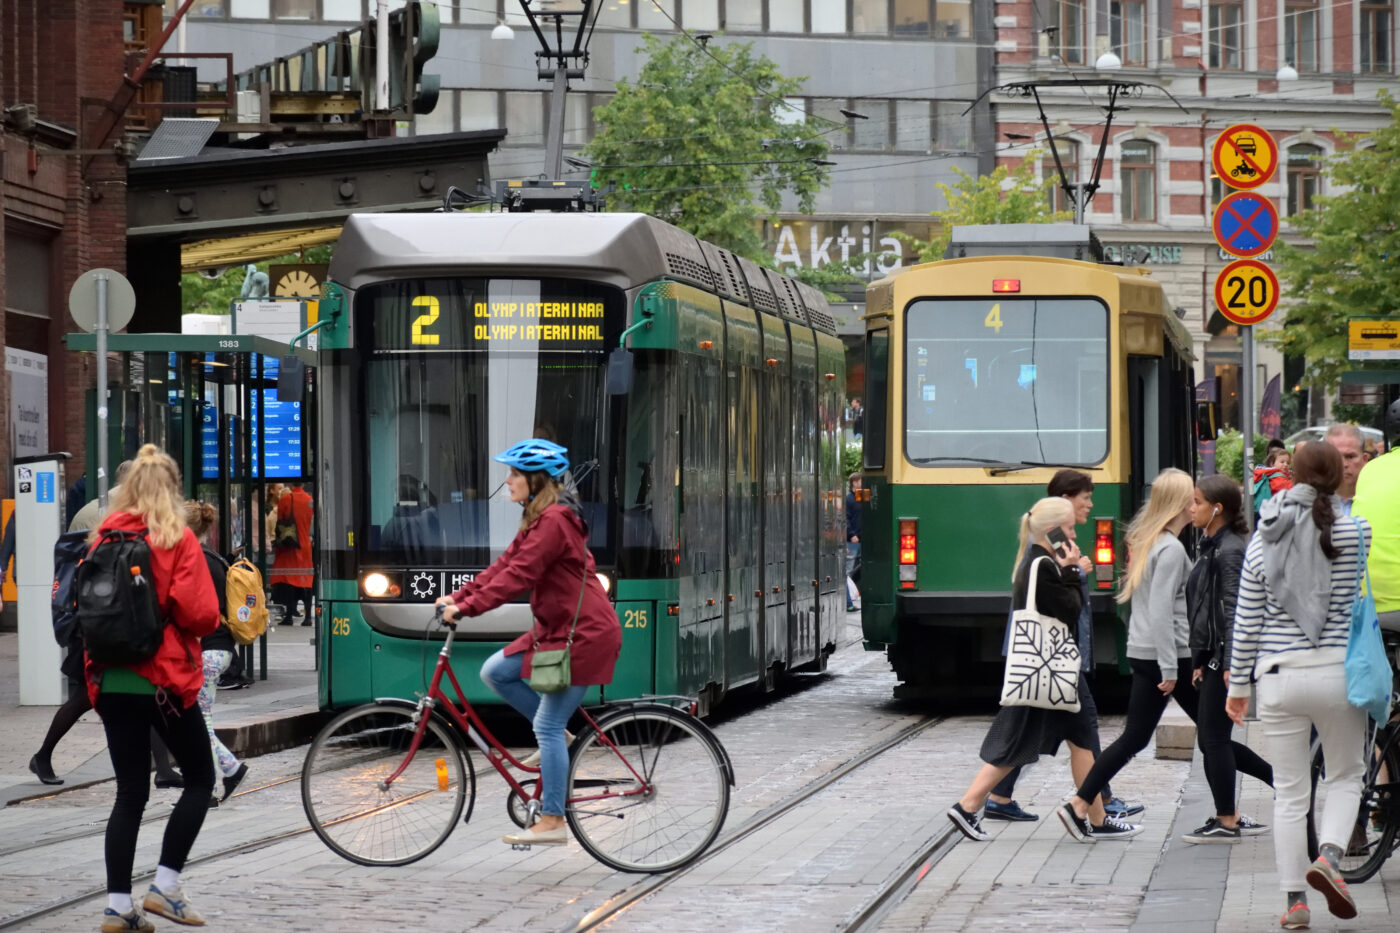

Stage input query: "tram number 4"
[
  {"left": 331, "top": 617, "right": 351, "bottom": 636},
  {"left": 411, "top": 295, "right": 441, "bottom": 346},
  {"left": 984, "top": 302, "right": 1003, "bottom": 333},
  {"left": 1225, "top": 275, "right": 1269, "bottom": 309},
  {"left": 623, "top": 609, "right": 649, "bottom": 629}
]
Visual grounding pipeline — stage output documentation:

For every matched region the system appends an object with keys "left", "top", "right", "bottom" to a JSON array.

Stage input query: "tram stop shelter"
[{"left": 63, "top": 332, "right": 318, "bottom": 681}]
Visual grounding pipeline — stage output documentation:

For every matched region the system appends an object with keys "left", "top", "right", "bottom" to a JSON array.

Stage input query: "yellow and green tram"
[
  {"left": 859, "top": 226, "right": 1195, "bottom": 700},
  {"left": 312, "top": 212, "right": 845, "bottom": 714}
]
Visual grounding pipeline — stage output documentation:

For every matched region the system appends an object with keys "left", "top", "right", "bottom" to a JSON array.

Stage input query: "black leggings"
[
  {"left": 1075, "top": 657, "right": 1270, "bottom": 806},
  {"left": 97, "top": 692, "right": 216, "bottom": 894},
  {"left": 1197, "top": 661, "right": 1273, "bottom": 815},
  {"left": 36, "top": 678, "right": 91, "bottom": 760}
]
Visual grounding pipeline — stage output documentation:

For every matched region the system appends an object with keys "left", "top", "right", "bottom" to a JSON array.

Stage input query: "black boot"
[{"left": 29, "top": 755, "right": 63, "bottom": 785}]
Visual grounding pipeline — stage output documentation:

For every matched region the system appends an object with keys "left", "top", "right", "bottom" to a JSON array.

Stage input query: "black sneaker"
[
  {"left": 1090, "top": 817, "right": 1143, "bottom": 840},
  {"left": 1237, "top": 814, "right": 1269, "bottom": 836},
  {"left": 1057, "top": 801, "right": 1093, "bottom": 842},
  {"left": 1182, "top": 817, "right": 1241, "bottom": 844},
  {"left": 947, "top": 802, "right": 992, "bottom": 842},
  {"left": 222, "top": 762, "right": 249, "bottom": 802},
  {"left": 984, "top": 799, "right": 1039, "bottom": 822}
]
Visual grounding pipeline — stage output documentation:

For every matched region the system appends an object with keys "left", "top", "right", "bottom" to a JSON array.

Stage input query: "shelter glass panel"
[{"left": 904, "top": 298, "right": 1109, "bottom": 465}]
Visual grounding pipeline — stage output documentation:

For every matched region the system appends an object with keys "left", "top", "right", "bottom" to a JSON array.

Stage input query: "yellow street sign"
[
  {"left": 1214, "top": 259, "right": 1280, "bottom": 326},
  {"left": 1348, "top": 319, "right": 1400, "bottom": 360},
  {"left": 1212, "top": 124, "right": 1279, "bottom": 191}
]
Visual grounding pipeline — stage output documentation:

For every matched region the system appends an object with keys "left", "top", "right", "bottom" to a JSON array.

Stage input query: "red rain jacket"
[
  {"left": 84, "top": 511, "right": 222, "bottom": 708},
  {"left": 449, "top": 504, "right": 621, "bottom": 686}
]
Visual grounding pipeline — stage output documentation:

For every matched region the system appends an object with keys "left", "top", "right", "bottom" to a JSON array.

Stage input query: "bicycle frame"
[{"left": 381, "top": 621, "right": 656, "bottom": 815}]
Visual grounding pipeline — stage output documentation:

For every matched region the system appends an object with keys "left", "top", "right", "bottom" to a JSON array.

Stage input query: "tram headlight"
[
  {"left": 361, "top": 572, "right": 401, "bottom": 598},
  {"left": 596, "top": 572, "right": 613, "bottom": 596}
]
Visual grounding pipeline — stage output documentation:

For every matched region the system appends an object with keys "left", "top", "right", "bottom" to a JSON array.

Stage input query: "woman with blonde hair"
[
  {"left": 183, "top": 501, "right": 250, "bottom": 808},
  {"left": 86, "top": 445, "right": 221, "bottom": 932},
  {"left": 435, "top": 439, "right": 621, "bottom": 848},
  {"left": 947, "top": 497, "right": 1141, "bottom": 842}
]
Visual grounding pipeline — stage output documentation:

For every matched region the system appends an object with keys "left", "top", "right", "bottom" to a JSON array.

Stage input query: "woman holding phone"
[{"left": 946, "top": 497, "right": 1141, "bottom": 842}]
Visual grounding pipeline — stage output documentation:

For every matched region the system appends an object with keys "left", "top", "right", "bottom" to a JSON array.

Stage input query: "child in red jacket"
[{"left": 1252, "top": 448, "right": 1293, "bottom": 510}]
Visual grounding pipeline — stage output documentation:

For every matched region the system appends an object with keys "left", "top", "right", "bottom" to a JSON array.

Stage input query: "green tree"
[
  {"left": 583, "top": 34, "right": 830, "bottom": 261},
  {"left": 893, "top": 157, "right": 1071, "bottom": 262},
  {"left": 1267, "top": 91, "right": 1400, "bottom": 389}
]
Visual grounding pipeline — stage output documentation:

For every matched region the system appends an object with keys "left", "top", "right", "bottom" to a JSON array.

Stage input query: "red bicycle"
[{"left": 301, "top": 607, "right": 734, "bottom": 873}]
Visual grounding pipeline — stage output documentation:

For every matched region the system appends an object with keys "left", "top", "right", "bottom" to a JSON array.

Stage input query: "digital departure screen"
[
  {"left": 361, "top": 279, "right": 619, "bottom": 353},
  {"left": 201, "top": 390, "right": 303, "bottom": 479}
]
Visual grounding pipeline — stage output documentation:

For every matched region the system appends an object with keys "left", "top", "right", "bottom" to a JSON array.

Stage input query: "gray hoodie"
[{"left": 1126, "top": 533, "right": 1192, "bottom": 677}]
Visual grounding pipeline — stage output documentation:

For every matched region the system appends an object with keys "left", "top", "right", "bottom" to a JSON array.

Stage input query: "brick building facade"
[
  {"left": 991, "top": 0, "right": 1397, "bottom": 429},
  {"left": 1, "top": 1, "right": 135, "bottom": 499}
]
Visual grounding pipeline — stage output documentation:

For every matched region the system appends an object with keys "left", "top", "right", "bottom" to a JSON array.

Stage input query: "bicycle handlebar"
[{"left": 433, "top": 603, "right": 457, "bottom": 630}]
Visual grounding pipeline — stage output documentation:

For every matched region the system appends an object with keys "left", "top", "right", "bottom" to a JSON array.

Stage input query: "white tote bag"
[{"left": 999, "top": 557, "right": 1082, "bottom": 712}]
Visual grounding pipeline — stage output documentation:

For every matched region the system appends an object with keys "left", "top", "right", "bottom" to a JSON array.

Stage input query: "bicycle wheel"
[
  {"left": 566, "top": 705, "right": 730, "bottom": 873},
  {"left": 302, "top": 702, "right": 475, "bottom": 866},
  {"left": 1310, "top": 729, "right": 1400, "bottom": 884}
]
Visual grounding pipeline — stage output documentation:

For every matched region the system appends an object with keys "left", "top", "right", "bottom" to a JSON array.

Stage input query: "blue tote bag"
[{"left": 1345, "top": 519, "right": 1391, "bottom": 725}]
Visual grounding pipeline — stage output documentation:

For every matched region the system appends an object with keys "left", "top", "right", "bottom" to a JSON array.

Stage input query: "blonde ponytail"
[
  {"left": 102, "top": 444, "right": 187, "bottom": 549},
  {"left": 1011, "top": 497, "right": 1074, "bottom": 581},
  {"left": 1117, "top": 467, "right": 1194, "bottom": 603}
]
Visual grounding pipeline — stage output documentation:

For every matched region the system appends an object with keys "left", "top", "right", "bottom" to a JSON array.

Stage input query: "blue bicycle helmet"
[{"left": 494, "top": 439, "right": 570, "bottom": 477}]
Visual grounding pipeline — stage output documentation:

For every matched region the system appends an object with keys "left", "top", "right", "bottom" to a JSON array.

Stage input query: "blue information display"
[{"left": 201, "top": 390, "right": 303, "bottom": 479}]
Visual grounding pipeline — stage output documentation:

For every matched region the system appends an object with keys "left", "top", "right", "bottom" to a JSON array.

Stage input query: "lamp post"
[{"left": 515, "top": 0, "right": 601, "bottom": 180}]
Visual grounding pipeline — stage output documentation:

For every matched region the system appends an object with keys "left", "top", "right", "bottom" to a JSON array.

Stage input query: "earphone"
[{"left": 1212, "top": 506, "right": 1220, "bottom": 516}]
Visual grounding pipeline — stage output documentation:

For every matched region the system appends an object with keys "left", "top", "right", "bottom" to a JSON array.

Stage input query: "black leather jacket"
[{"left": 1186, "top": 527, "right": 1246, "bottom": 669}]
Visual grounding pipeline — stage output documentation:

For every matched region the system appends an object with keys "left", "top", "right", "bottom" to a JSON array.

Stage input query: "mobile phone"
[{"left": 1046, "top": 527, "right": 1072, "bottom": 559}]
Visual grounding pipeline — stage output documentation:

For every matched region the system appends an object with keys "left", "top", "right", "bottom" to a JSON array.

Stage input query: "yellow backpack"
[{"left": 224, "top": 557, "right": 269, "bottom": 646}]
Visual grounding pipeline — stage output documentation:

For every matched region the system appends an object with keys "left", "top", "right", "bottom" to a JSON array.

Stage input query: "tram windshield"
[
  {"left": 903, "top": 297, "right": 1108, "bottom": 466},
  {"left": 356, "top": 277, "right": 620, "bottom": 565}
]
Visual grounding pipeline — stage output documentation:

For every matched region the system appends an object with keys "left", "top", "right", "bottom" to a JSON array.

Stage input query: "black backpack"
[
  {"left": 51, "top": 530, "right": 92, "bottom": 646},
  {"left": 75, "top": 529, "right": 167, "bottom": 666}
]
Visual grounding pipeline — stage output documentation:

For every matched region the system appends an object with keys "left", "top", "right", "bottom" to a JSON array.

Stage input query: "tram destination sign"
[
  {"left": 373, "top": 293, "right": 608, "bottom": 352},
  {"left": 1348, "top": 319, "right": 1400, "bottom": 360}
]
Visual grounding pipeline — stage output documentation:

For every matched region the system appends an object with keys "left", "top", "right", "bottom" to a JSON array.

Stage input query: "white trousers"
[{"left": 1257, "top": 661, "right": 1367, "bottom": 891}]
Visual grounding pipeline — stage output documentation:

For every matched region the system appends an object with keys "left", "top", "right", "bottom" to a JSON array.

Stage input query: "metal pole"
[
  {"left": 1241, "top": 325, "right": 1256, "bottom": 529},
  {"left": 543, "top": 63, "right": 568, "bottom": 179},
  {"left": 376, "top": 0, "right": 390, "bottom": 112},
  {"left": 96, "top": 273, "right": 110, "bottom": 511}
]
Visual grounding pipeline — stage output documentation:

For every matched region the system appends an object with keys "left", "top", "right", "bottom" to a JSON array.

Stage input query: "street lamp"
[
  {"left": 1095, "top": 50, "right": 1123, "bottom": 71},
  {"left": 515, "top": 0, "right": 602, "bottom": 179},
  {"left": 491, "top": 20, "right": 515, "bottom": 40},
  {"left": 1277, "top": 61, "right": 1299, "bottom": 82}
]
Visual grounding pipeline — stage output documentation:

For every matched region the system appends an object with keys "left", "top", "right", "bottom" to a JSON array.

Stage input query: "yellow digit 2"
[
  {"left": 984, "top": 302, "right": 1003, "bottom": 333},
  {"left": 411, "top": 296, "right": 441, "bottom": 345}
]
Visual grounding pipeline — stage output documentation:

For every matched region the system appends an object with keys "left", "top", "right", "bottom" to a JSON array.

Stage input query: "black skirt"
[{"left": 978, "top": 674, "right": 1100, "bottom": 767}]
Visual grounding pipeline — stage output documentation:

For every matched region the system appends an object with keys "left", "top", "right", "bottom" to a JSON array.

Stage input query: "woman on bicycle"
[
  {"left": 1226, "top": 442, "right": 1371, "bottom": 929},
  {"left": 436, "top": 439, "right": 621, "bottom": 847},
  {"left": 1182, "top": 475, "right": 1273, "bottom": 843},
  {"left": 86, "top": 445, "right": 221, "bottom": 932}
]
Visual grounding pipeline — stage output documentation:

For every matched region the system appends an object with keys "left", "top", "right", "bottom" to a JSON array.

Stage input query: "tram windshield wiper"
[
  {"left": 908, "top": 456, "right": 1016, "bottom": 466},
  {"left": 987, "top": 460, "right": 1085, "bottom": 476}
]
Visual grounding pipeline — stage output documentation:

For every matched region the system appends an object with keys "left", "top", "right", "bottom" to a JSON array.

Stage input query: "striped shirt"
[{"left": 1228, "top": 515, "right": 1371, "bottom": 695}]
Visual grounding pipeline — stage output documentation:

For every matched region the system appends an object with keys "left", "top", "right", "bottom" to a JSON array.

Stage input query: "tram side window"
[
  {"left": 903, "top": 298, "right": 1108, "bottom": 466},
  {"left": 864, "top": 328, "right": 890, "bottom": 470}
]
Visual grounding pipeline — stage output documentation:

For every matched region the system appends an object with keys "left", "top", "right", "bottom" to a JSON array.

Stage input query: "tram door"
[
  {"left": 758, "top": 313, "right": 791, "bottom": 683},
  {"left": 788, "top": 323, "right": 819, "bottom": 667},
  {"left": 678, "top": 351, "right": 725, "bottom": 697},
  {"left": 724, "top": 305, "right": 762, "bottom": 689}
]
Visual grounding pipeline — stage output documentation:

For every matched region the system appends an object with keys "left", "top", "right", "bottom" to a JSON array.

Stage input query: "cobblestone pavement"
[{"left": 3, "top": 615, "right": 1399, "bottom": 931}]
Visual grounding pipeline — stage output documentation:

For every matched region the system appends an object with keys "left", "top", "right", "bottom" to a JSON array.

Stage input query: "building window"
[
  {"left": 769, "top": 0, "right": 805, "bottom": 32},
  {"left": 811, "top": 0, "right": 846, "bottom": 32},
  {"left": 1110, "top": 1, "right": 1148, "bottom": 65},
  {"left": 895, "top": 100, "right": 932, "bottom": 152},
  {"left": 936, "top": 0, "right": 972, "bottom": 37},
  {"left": 812, "top": 98, "right": 851, "bottom": 148},
  {"left": 723, "top": 2, "right": 763, "bottom": 31},
  {"left": 852, "top": 0, "right": 889, "bottom": 34},
  {"left": 228, "top": 0, "right": 270, "bottom": 17},
  {"left": 933, "top": 101, "right": 972, "bottom": 150},
  {"left": 893, "top": 0, "right": 932, "bottom": 36},
  {"left": 504, "top": 91, "right": 544, "bottom": 148},
  {"left": 1045, "top": 138, "right": 1080, "bottom": 213},
  {"left": 1287, "top": 144, "right": 1322, "bottom": 215},
  {"left": 1120, "top": 139, "right": 1156, "bottom": 221},
  {"left": 323, "top": 0, "right": 362, "bottom": 21},
  {"left": 851, "top": 99, "right": 891, "bottom": 150},
  {"left": 271, "top": 0, "right": 314, "bottom": 18},
  {"left": 459, "top": 91, "right": 499, "bottom": 132},
  {"left": 683, "top": 0, "right": 719, "bottom": 30},
  {"left": 1208, "top": 2, "right": 1243, "bottom": 69},
  {"left": 1285, "top": 0, "right": 1319, "bottom": 72},
  {"left": 637, "top": 1, "right": 677, "bottom": 30},
  {"left": 1362, "top": 1, "right": 1394, "bottom": 73},
  {"left": 1049, "top": 0, "right": 1088, "bottom": 64}
]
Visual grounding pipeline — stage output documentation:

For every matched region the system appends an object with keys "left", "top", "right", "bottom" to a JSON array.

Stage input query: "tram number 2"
[
  {"left": 623, "top": 609, "right": 649, "bottom": 629},
  {"left": 1224, "top": 275, "right": 1268, "bottom": 309},
  {"left": 330, "top": 616, "right": 351, "bottom": 636},
  {"left": 411, "top": 295, "right": 441, "bottom": 346}
]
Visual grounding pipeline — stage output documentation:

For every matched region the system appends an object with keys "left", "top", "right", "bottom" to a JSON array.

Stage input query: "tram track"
[{"left": 561, "top": 713, "right": 950, "bottom": 933}]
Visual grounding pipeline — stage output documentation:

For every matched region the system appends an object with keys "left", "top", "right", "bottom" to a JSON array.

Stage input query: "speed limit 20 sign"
[{"left": 1214, "top": 259, "right": 1281, "bottom": 326}]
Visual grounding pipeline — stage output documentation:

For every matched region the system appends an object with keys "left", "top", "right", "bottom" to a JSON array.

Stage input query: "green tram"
[
  {"left": 858, "top": 226, "right": 1196, "bottom": 701},
  {"left": 313, "top": 212, "right": 846, "bottom": 713}
]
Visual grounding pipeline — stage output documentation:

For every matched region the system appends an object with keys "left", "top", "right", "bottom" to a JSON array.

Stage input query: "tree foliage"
[
  {"left": 583, "top": 34, "right": 830, "bottom": 261},
  {"left": 1266, "top": 91, "right": 1400, "bottom": 389},
  {"left": 893, "top": 157, "right": 1071, "bottom": 263}
]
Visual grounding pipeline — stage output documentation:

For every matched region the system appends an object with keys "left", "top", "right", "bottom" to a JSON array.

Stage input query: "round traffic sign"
[
  {"left": 1214, "top": 259, "right": 1281, "bottom": 326},
  {"left": 1212, "top": 124, "right": 1278, "bottom": 191},
  {"left": 1212, "top": 192, "right": 1280, "bottom": 258},
  {"left": 68, "top": 268, "right": 136, "bottom": 333}
]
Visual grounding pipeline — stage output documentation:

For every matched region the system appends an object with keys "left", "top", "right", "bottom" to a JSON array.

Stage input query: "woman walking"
[
  {"left": 946, "top": 497, "right": 1141, "bottom": 842},
  {"left": 436, "top": 439, "right": 621, "bottom": 847},
  {"left": 88, "top": 445, "right": 221, "bottom": 932},
  {"left": 183, "top": 501, "right": 250, "bottom": 808},
  {"left": 1182, "top": 476, "right": 1274, "bottom": 843},
  {"left": 1225, "top": 442, "right": 1371, "bottom": 929}
]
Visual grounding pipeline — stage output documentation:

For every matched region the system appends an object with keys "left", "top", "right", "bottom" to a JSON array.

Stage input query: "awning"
[{"left": 181, "top": 224, "right": 343, "bottom": 273}]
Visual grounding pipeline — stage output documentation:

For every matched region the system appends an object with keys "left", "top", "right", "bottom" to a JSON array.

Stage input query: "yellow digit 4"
[
  {"left": 984, "top": 302, "right": 1003, "bottom": 333},
  {"left": 411, "top": 295, "right": 441, "bottom": 345}
]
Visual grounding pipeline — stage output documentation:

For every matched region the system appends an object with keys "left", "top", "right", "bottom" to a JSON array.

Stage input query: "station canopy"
[{"left": 181, "top": 224, "right": 343, "bottom": 273}]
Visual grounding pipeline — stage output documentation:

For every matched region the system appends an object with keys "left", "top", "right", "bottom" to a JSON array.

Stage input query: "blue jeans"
[{"left": 480, "top": 648, "right": 587, "bottom": 817}]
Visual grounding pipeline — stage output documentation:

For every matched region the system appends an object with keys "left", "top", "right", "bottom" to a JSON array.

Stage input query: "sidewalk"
[{"left": 0, "top": 622, "right": 318, "bottom": 807}]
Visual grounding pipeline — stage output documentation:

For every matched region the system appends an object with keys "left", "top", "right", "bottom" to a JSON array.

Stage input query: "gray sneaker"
[{"left": 1305, "top": 857, "right": 1356, "bottom": 919}]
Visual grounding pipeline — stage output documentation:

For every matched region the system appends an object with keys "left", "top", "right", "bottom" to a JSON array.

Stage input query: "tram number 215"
[{"left": 623, "top": 609, "right": 649, "bottom": 629}]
